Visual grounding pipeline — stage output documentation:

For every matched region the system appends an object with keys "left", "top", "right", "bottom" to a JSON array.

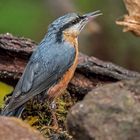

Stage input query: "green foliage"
[
  {"left": 0, "top": 0, "right": 45, "bottom": 40},
  {"left": 0, "top": 82, "right": 13, "bottom": 108}
]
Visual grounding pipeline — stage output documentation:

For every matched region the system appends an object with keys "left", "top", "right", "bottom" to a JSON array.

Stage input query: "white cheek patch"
[{"left": 65, "top": 24, "right": 80, "bottom": 35}]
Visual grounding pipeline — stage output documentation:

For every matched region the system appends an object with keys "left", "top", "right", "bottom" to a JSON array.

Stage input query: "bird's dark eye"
[
  {"left": 78, "top": 14, "right": 85, "bottom": 19},
  {"left": 72, "top": 20, "right": 76, "bottom": 24},
  {"left": 71, "top": 18, "right": 80, "bottom": 25}
]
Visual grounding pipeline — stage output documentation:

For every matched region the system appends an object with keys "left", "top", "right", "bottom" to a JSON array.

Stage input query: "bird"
[{"left": 1, "top": 11, "right": 102, "bottom": 118}]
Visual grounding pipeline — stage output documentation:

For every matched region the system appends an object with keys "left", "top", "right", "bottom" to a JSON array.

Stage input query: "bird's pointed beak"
[
  {"left": 83, "top": 10, "right": 102, "bottom": 20},
  {"left": 77, "top": 10, "right": 102, "bottom": 32}
]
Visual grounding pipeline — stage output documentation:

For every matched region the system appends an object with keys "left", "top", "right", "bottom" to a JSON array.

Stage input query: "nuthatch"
[{"left": 1, "top": 11, "right": 102, "bottom": 117}]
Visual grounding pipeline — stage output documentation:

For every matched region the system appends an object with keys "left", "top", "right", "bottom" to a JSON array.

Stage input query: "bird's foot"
[{"left": 50, "top": 101, "right": 59, "bottom": 130}]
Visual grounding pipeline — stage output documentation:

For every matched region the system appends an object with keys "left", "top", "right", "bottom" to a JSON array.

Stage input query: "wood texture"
[
  {"left": 0, "top": 33, "right": 140, "bottom": 97},
  {"left": 116, "top": 0, "right": 140, "bottom": 36}
]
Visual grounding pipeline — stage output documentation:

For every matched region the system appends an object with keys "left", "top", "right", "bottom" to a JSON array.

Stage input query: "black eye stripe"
[
  {"left": 71, "top": 17, "right": 81, "bottom": 25},
  {"left": 56, "top": 16, "right": 84, "bottom": 43}
]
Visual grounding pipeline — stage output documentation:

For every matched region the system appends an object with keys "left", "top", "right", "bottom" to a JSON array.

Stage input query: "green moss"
[{"left": 22, "top": 91, "right": 74, "bottom": 139}]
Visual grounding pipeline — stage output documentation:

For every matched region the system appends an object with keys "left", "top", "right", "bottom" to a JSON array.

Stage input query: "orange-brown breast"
[{"left": 47, "top": 33, "right": 78, "bottom": 100}]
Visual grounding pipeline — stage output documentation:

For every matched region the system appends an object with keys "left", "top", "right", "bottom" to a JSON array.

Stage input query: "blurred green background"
[{"left": 0, "top": 0, "right": 140, "bottom": 72}]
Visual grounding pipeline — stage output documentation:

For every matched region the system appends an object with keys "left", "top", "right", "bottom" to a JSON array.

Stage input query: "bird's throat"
[{"left": 63, "top": 32, "right": 78, "bottom": 48}]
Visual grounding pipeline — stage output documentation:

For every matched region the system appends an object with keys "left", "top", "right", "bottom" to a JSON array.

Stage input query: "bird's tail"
[{"left": 1, "top": 106, "right": 25, "bottom": 118}]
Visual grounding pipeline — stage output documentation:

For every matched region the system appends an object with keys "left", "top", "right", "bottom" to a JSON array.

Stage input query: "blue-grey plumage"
[
  {"left": 1, "top": 10, "right": 102, "bottom": 116},
  {"left": 1, "top": 42, "right": 76, "bottom": 115}
]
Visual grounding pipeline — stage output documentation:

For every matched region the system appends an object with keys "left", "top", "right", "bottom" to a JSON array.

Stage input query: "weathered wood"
[
  {"left": 0, "top": 33, "right": 140, "bottom": 97},
  {"left": 0, "top": 33, "right": 35, "bottom": 80},
  {"left": 116, "top": 0, "right": 140, "bottom": 36}
]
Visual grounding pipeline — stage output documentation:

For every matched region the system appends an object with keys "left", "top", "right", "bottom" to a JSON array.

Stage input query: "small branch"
[{"left": 77, "top": 53, "right": 140, "bottom": 80}]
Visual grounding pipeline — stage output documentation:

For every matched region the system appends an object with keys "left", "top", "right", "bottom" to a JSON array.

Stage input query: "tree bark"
[{"left": 0, "top": 33, "right": 140, "bottom": 97}]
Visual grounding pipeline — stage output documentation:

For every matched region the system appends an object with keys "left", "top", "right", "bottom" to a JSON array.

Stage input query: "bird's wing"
[{"left": 5, "top": 41, "right": 76, "bottom": 113}]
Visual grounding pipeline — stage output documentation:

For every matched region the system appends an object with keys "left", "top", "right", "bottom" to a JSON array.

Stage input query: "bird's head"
[{"left": 48, "top": 11, "right": 102, "bottom": 43}]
